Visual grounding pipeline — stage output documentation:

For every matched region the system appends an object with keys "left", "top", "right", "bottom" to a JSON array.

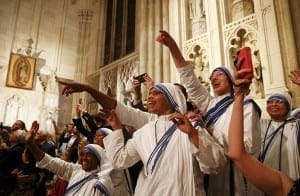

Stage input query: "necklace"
[
  {"left": 154, "top": 120, "right": 158, "bottom": 144},
  {"left": 154, "top": 116, "right": 168, "bottom": 144}
]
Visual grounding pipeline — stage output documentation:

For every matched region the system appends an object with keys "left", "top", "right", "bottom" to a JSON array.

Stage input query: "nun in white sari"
[{"left": 104, "top": 83, "right": 227, "bottom": 196}]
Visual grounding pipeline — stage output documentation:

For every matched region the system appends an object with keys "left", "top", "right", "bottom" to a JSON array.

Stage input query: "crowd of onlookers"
[{"left": 0, "top": 30, "right": 300, "bottom": 196}]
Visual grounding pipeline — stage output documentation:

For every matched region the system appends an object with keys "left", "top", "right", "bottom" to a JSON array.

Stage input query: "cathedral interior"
[{"left": 0, "top": 0, "right": 299, "bottom": 133}]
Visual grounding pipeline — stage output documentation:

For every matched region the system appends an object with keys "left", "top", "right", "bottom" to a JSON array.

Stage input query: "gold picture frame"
[{"left": 6, "top": 53, "right": 36, "bottom": 90}]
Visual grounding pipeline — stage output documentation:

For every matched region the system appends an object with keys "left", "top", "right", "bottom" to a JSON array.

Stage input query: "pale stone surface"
[{"left": 0, "top": 0, "right": 298, "bottom": 129}]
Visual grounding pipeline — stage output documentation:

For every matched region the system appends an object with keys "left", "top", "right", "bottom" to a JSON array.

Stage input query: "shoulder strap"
[{"left": 259, "top": 119, "right": 295, "bottom": 162}]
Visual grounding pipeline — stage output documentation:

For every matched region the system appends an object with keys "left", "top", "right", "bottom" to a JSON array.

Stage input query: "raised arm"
[
  {"left": 156, "top": 30, "right": 211, "bottom": 113},
  {"left": 58, "top": 79, "right": 152, "bottom": 129},
  {"left": 58, "top": 80, "right": 117, "bottom": 110},
  {"left": 25, "top": 121, "right": 45, "bottom": 161},
  {"left": 156, "top": 30, "right": 187, "bottom": 68},
  {"left": 227, "top": 69, "right": 293, "bottom": 195}
]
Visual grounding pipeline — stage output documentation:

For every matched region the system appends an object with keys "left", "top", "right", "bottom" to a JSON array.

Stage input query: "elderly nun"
[{"left": 260, "top": 92, "right": 300, "bottom": 181}]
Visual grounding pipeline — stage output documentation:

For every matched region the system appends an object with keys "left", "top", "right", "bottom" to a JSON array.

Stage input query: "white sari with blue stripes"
[{"left": 104, "top": 114, "right": 227, "bottom": 196}]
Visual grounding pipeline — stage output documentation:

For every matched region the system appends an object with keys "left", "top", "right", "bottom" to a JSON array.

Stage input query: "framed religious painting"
[{"left": 6, "top": 53, "right": 36, "bottom": 90}]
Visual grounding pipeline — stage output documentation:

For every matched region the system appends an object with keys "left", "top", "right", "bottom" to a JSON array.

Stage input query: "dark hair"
[
  {"left": 17, "top": 120, "right": 26, "bottom": 130},
  {"left": 186, "top": 101, "right": 195, "bottom": 112},
  {"left": 174, "top": 83, "right": 188, "bottom": 100},
  {"left": 93, "top": 113, "right": 106, "bottom": 124}
]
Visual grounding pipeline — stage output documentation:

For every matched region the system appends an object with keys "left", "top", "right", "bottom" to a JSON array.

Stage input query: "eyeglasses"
[
  {"left": 209, "top": 72, "right": 226, "bottom": 80},
  {"left": 267, "top": 99, "right": 285, "bottom": 105}
]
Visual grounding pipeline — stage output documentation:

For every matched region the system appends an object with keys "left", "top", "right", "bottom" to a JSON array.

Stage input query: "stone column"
[
  {"left": 146, "top": 0, "right": 155, "bottom": 80},
  {"left": 72, "top": 9, "right": 93, "bottom": 111},
  {"left": 254, "top": 0, "right": 289, "bottom": 96},
  {"left": 162, "top": 0, "right": 170, "bottom": 82},
  {"left": 206, "top": 0, "right": 225, "bottom": 67},
  {"left": 273, "top": 0, "right": 299, "bottom": 107},
  {"left": 154, "top": 0, "right": 162, "bottom": 82},
  {"left": 137, "top": 0, "right": 147, "bottom": 75}
]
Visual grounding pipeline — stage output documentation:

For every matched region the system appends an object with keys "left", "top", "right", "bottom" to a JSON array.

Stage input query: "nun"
[
  {"left": 104, "top": 83, "right": 227, "bottom": 196},
  {"left": 25, "top": 123, "right": 114, "bottom": 196},
  {"left": 260, "top": 92, "right": 300, "bottom": 181}
]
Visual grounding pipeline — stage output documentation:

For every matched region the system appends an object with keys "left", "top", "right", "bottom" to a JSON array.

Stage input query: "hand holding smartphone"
[
  {"left": 134, "top": 73, "right": 147, "bottom": 83},
  {"left": 235, "top": 47, "right": 253, "bottom": 80}
]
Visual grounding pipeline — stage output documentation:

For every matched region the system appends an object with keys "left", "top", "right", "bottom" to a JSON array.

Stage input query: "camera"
[{"left": 134, "top": 73, "right": 147, "bottom": 83}]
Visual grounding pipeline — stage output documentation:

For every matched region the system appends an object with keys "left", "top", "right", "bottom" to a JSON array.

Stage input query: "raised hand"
[
  {"left": 58, "top": 79, "right": 87, "bottom": 96},
  {"left": 233, "top": 68, "right": 252, "bottom": 96},
  {"left": 186, "top": 111, "right": 204, "bottom": 126},
  {"left": 76, "top": 98, "right": 85, "bottom": 117},
  {"left": 25, "top": 121, "right": 39, "bottom": 143},
  {"left": 289, "top": 69, "right": 300, "bottom": 85},
  {"left": 168, "top": 112, "right": 194, "bottom": 135},
  {"left": 155, "top": 30, "right": 176, "bottom": 48},
  {"left": 169, "top": 112, "right": 199, "bottom": 147},
  {"left": 143, "top": 74, "right": 155, "bottom": 89},
  {"left": 156, "top": 30, "right": 187, "bottom": 68}
]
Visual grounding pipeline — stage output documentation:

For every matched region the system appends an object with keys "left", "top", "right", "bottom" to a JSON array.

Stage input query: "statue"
[
  {"left": 189, "top": 45, "right": 210, "bottom": 91},
  {"left": 251, "top": 50, "right": 265, "bottom": 98},
  {"left": 189, "top": 0, "right": 206, "bottom": 19},
  {"left": 4, "top": 95, "right": 24, "bottom": 126}
]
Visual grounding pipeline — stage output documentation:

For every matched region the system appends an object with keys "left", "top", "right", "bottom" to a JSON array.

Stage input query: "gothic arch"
[
  {"left": 225, "top": 24, "right": 258, "bottom": 66},
  {"left": 3, "top": 94, "right": 25, "bottom": 126}
]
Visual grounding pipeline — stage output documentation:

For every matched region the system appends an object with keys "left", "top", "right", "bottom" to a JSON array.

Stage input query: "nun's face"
[
  {"left": 266, "top": 98, "right": 289, "bottom": 121},
  {"left": 81, "top": 150, "right": 98, "bottom": 171},
  {"left": 210, "top": 71, "right": 231, "bottom": 96},
  {"left": 147, "top": 88, "right": 173, "bottom": 116},
  {"left": 93, "top": 132, "right": 105, "bottom": 147}
]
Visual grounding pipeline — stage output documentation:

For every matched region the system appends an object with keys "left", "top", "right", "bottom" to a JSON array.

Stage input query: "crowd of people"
[{"left": 0, "top": 30, "right": 299, "bottom": 195}]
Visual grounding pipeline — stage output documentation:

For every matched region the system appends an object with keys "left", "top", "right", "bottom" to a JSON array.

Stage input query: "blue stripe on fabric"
[
  {"left": 65, "top": 172, "right": 98, "bottom": 194},
  {"left": 95, "top": 181, "right": 110, "bottom": 196},
  {"left": 155, "top": 84, "right": 180, "bottom": 113},
  {"left": 204, "top": 95, "right": 234, "bottom": 128},
  {"left": 146, "top": 124, "right": 177, "bottom": 174}
]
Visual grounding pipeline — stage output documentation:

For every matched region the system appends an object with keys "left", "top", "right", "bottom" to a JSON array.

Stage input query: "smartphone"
[
  {"left": 235, "top": 47, "right": 253, "bottom": 80},
  {"left": 134, "top": 73, "right": 147, "bottom": 83}
]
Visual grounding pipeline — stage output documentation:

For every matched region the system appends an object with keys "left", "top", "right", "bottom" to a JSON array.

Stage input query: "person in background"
[
  {"left": 73, "top": 100, "right": 108, "bottom": 143},
  {"left": 10, "top": 147, "right": 39, "bottom": 195},
  {"left": 11, "top": 119, "right": 26, "bottom": 132},
  {"left": 56, "top": 123, "right": 73, "bottom": 155},
  {"left": 0, "top": 129, "right": 26, "bottom": 195},
  {"left": 227, "top": 68, "right": 299, "bottom": 195}
]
